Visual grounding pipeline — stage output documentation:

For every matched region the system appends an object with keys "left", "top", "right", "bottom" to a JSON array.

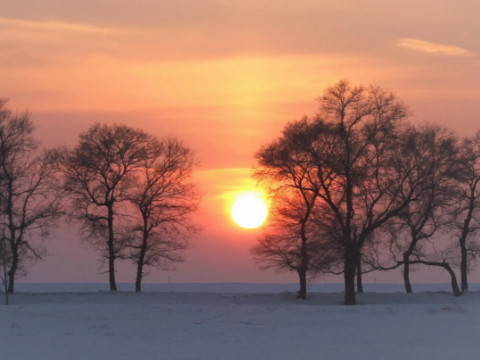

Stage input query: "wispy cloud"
[
  {"left": 0, "top": 17, "right": 121, "bottom": 35},
  {"left": 397, "top": 38, "right": 474, "bottom": 57}
]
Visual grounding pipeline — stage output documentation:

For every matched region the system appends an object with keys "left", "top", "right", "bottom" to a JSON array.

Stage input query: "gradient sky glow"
[{"left": 2, "top": 0, "right": 480, "bottom": 284}]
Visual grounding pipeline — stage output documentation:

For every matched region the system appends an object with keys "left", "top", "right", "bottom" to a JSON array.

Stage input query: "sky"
[{"left": 1, "top": 0, "right": 480, "bottom": 285}]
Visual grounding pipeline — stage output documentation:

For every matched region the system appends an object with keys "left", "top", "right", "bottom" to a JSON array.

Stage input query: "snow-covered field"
[{"left": 1, "top": 283, "right": 479, "bottom": 360}]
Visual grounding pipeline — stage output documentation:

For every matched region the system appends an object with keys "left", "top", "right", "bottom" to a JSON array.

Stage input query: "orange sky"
[{"left": 2, "top": 0, "right": 480, "bottom": 284}]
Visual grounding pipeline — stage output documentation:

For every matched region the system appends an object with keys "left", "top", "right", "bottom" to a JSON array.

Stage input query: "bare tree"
[
  {"left": 256, "top": 81, "right": 426, "bottom": 305},
  {"left": 384, "top": 126, "right": 460, "bottom": 295},
  {"left": 126, "top": 138, "right": 197, "bottom": 292},
  {"left": 0, "top": 101, "right": 62, "bottom": 293},
  {"left": 0, "top": 228, "right": 10, "bottom": 304},
  {"left": 0, "top": 122, "right": 7, "bottom": 304},
  {"left": 448, "top": 132, "right": 480, "bottom": 291},
  {"left": 254, "top": 121, "right": 342, "bottom": 299},
  {"left": 60, "top": 123, "right": 152, "bottom": 291},
  {"left": 252, "top": 190, "right": 340, "bottom": 299}
]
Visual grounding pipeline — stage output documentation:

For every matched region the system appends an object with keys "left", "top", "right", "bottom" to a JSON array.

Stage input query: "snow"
[{"left": 0, "top": 283, "right": 479, "bottom": 360}]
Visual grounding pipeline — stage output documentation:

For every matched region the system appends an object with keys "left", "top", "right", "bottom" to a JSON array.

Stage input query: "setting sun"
[{"left": 231, "top": 192, "right": 269, "bottom": 229}]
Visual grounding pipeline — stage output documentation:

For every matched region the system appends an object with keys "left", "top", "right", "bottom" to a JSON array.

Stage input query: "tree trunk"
[
  {"left": 135, "top": 219, "right": 150, "bottom": 293},
  {"left": 3, "top": 262, "right": 8, "bottom": 305},
  {"left": 7, "top": 250, "right": 18, "bottom": 294},
  {"left": 3, "top": 280, "right": 8, "bottom": 305},
  {"left": 107, "top": 206, "right": 117, "bottom": 292},
  {"left": 344, "top": 247, "right": 357, "bottom": 305},
  {"left": 135, "top": 262, "right": 143, "bottom": 293},
  {"left": 410, "top": 260, "right": 461, "bottom": 297},
  {"left": 107, "top": 244, "right": 117, "bottom": 291},
  {"left": 458, "top": 195, "right": 474, "bottom": 292},
  {"left": 356, "top": 256, "right": 363, "bottom": 293},
  {"left": 443, "top": 263, "right": 461, "bottom": 296},
  {"left": 135, "top": 240, "right": 147, "bottom": 293},
  {"left": 403, "top": 254, "right": 412, "bottom": 294},
  {"left": 460, "top": 239, "right": 468, "bottom": 292},
  {"left": 297, "top": 269, "right": 307, "bottom": 300}
]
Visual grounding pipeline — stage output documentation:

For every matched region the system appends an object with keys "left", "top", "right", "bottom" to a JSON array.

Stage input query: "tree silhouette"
[
  {"left": 0, "top": 101, "right": 62, "bottom": 293},
  {"left": 449, "top": 131, "right": 480, "bottom": 291},
  {"left": 125, "top": 138, "right": 198, "bottom": 292},
  {"left": 381, "top": 126, "right": 460, "bottom": 295},
  {"left": 61, "top": 123, "right": 152, "bottom": 291},
  {"left": 256, "top": 81, "right": 428, "bottom": 305}
]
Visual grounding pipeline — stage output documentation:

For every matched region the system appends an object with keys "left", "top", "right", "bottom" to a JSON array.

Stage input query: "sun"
[{"left": 231, "top": 192, "right": 269, "bottom": 229}]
